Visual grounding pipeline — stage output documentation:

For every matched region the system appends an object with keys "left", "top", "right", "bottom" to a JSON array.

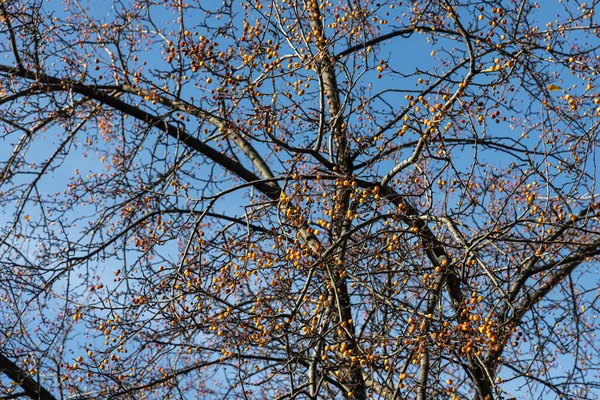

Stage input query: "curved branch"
[
  {"left": 0, "top": 64, "right": 282, "bottom": 199},
  {"left": 335, "top": 26, "right": 465, "bottom": 60}
]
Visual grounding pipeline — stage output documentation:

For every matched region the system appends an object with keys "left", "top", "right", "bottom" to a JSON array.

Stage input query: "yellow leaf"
[{"left": 546, "top": 84, "right": 562, "bottom": 91}]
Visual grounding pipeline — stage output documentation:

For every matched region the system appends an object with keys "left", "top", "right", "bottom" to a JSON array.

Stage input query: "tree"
[{"left": 0, "top": 0, "right": 599, "bottom": 398}]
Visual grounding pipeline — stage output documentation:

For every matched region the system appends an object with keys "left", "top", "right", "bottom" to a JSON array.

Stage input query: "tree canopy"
[{"left": 0, "top": 0, "right": 599, "bottom": 399}]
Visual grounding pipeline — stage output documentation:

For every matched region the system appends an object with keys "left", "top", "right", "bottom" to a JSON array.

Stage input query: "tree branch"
[{"left": 0, "top": 351, "right": 57, "bottom": 400}]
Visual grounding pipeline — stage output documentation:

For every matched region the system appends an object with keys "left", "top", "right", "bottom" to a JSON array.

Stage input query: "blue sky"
[{"left": 0, "top": 0, "right": 599, "bottom": 399}]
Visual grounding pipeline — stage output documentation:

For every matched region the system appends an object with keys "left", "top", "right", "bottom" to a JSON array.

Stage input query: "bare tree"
[{"left": 0, "top": 0, "right": 599, "bottom": 399}]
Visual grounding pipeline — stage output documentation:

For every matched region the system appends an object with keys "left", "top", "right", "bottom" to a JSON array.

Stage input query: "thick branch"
[
  {"left": 0, "top": 64, "right": 281, "bottom": 199},
  {"left": 0, "top": 351, "right": 57, "bottom": 400}
]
